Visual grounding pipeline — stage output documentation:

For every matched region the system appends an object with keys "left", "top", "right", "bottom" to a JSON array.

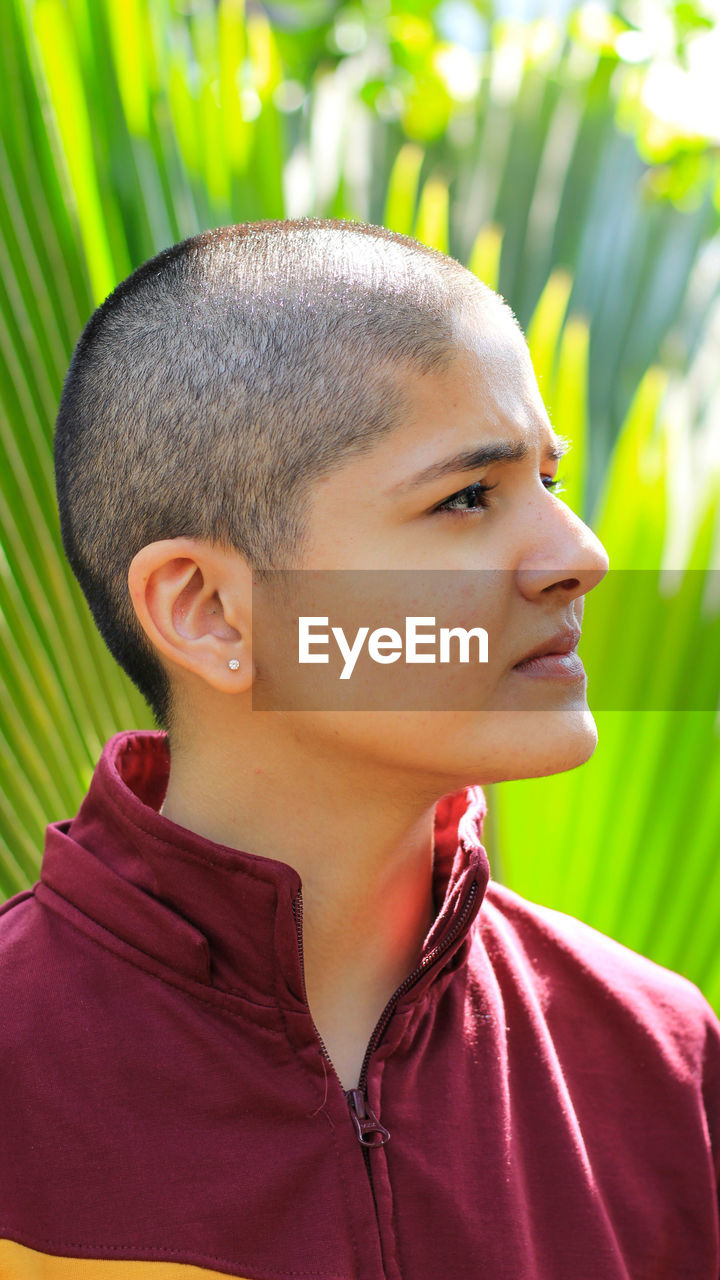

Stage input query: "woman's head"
[
  {"left": 55, "top": 218, "right": 608, "bottom": 789},
  {"left": 55, "top": 219, "right": 499, "bottom": 729}
]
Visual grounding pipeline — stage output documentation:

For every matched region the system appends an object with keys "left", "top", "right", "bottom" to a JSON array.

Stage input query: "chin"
[{"left": 457, "top": 704, "right": 599, "bottom": 786}]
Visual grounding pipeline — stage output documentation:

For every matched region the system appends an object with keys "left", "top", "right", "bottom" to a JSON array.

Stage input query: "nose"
[{"left": 516, "top": 504, "right": 609, "bottom": 603}]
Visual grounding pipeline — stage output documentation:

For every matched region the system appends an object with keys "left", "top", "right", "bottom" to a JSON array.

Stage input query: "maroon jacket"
[{"left": 1, "top": 730, "right": 719, "bottom": 1279}]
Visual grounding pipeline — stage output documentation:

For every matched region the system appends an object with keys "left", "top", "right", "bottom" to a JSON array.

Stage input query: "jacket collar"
[{"left": 40, "top": 731, "right": 490, "bottom": 1007}]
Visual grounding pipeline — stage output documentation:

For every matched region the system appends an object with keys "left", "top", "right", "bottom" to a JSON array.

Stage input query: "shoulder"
[
  {"left": 0, "top": 889, "right": 61, "bottom": 1080},
  {"left": 477, "top": 879, "right": 720, "bottom": 1079},
  {"left": 0, "top": 887, "right": 71, "bottom": 1018},
  {"left": 0, "top": 886, "right": 117, "bottom": 1064},
  {"left": 0, "top": 888, "right": 44, "bottom": 975}
]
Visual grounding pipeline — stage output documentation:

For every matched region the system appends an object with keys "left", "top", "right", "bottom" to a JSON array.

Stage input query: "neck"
[{"left": 160, "top": 717, "right": 450, "bottom": 1089}]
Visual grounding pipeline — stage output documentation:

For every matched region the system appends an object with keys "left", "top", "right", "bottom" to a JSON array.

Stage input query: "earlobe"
[{"left": 127, "top": 538, "right": 254, "bottom": 694}]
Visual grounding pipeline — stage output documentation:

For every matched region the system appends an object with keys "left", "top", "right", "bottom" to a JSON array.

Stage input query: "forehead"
[
  {"left": 389, "top": 301, "right": 552, "bottom": 448},
  {"left": 297, "top": 299, "right": 560, "bottom": 565},
  {"left": 306, "top": 310, "right": 559, "bottom": 531},
  {"left": 453, "top": 294, "right": 540, "bottom": 398}
]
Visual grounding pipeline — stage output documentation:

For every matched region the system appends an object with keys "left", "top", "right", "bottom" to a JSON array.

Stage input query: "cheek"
[
  {"left": 427, "top": 572, "right": 513, "bottom": 697},
  {"left": 251, "top": 571, "right": 515, "bottom": 714}
]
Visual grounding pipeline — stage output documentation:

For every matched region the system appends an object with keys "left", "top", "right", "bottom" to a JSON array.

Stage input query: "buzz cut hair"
[{"left": 54, "top": 218, "right": 509, "bottom": 732}]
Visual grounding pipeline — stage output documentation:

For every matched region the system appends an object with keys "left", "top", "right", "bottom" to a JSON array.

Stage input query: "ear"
[{"left": 127, "top": 538, "right": 254, "bottom": 694}]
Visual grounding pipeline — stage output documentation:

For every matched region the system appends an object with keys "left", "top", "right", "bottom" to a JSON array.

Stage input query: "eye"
[
  {"left": 433, "top": 473, "right": 564, "bottom": 515},
  {"left": 433, "top": 480, "right": 498, "bottom": 514}
]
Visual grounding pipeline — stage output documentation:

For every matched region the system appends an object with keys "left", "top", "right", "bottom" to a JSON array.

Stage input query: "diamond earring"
[{"left": 228, "top": 658, "right": 240, "bottom": 671}]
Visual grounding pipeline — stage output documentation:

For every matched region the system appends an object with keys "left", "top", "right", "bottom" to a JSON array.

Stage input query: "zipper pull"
[{"left": 345, "top": 1088, "right": 391, "bottom": 1147}]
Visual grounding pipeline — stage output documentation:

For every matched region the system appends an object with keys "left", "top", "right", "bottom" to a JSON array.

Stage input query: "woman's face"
[{"left": 249, "top": 302, "right": 610, "bottom": 790}]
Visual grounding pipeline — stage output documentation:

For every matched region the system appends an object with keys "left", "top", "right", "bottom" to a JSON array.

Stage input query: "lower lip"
[{"left": 512, "top": 651, "right": 586, "bottom": 680}]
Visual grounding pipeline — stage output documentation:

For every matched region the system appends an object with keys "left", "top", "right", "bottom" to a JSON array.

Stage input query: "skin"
[{"left": 128, "top": 298, "right": 609, "bottom": 1092}]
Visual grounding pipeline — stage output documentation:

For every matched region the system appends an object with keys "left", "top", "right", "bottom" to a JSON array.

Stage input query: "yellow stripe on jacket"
[{"left": 0, "top": 1239, "right": 254, "bottom": 1279}]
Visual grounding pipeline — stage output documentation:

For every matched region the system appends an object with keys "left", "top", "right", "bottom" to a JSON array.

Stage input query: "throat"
[
  {"left": 296, "top": 834, "right": 438, "bottom": 1093},
  {"left": 316, "top": 1015, "right": 379, "bottom": 1094},
  {"left": 306, "top": 945, "right": 430, "bottom": 1095}
]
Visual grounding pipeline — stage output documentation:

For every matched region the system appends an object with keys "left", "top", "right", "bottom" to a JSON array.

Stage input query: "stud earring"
[{"left": 228, "top": 658, "right": 240, "bottom": 671}]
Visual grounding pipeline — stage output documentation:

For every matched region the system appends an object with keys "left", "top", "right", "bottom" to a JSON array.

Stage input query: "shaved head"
[{"left": 54, "top": 218, "right": 514, "bottom": 729}]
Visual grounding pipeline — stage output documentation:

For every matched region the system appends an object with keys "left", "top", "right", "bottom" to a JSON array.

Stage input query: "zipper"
[
  {"left": 293, "top": 878, "right": 479, "bottom": 1243},
  {"left": 292, "top": 877, "right": 479, "bottom": 1144},
  {"left": 291, "top": 888, "right": 347, "bottom": 1096},
  {"left": 346, "top": 1087, "right": 391, "bottom": 1146},
  {"left": 351, "top": 877, "right": 479, "bottom": 1102}
]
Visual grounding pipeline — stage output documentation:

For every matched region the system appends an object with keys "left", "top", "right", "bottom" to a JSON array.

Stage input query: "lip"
[
  {"left": 513, "top": 627, "right": 582, "bottom": 667},
  {"left": 511, "top": 651, "right": 586, "bottom": 682}
]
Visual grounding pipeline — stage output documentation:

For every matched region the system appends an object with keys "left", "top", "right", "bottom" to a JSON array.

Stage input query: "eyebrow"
[{"left": 389, "top": 433, "right": 571, "bottom": 495}]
